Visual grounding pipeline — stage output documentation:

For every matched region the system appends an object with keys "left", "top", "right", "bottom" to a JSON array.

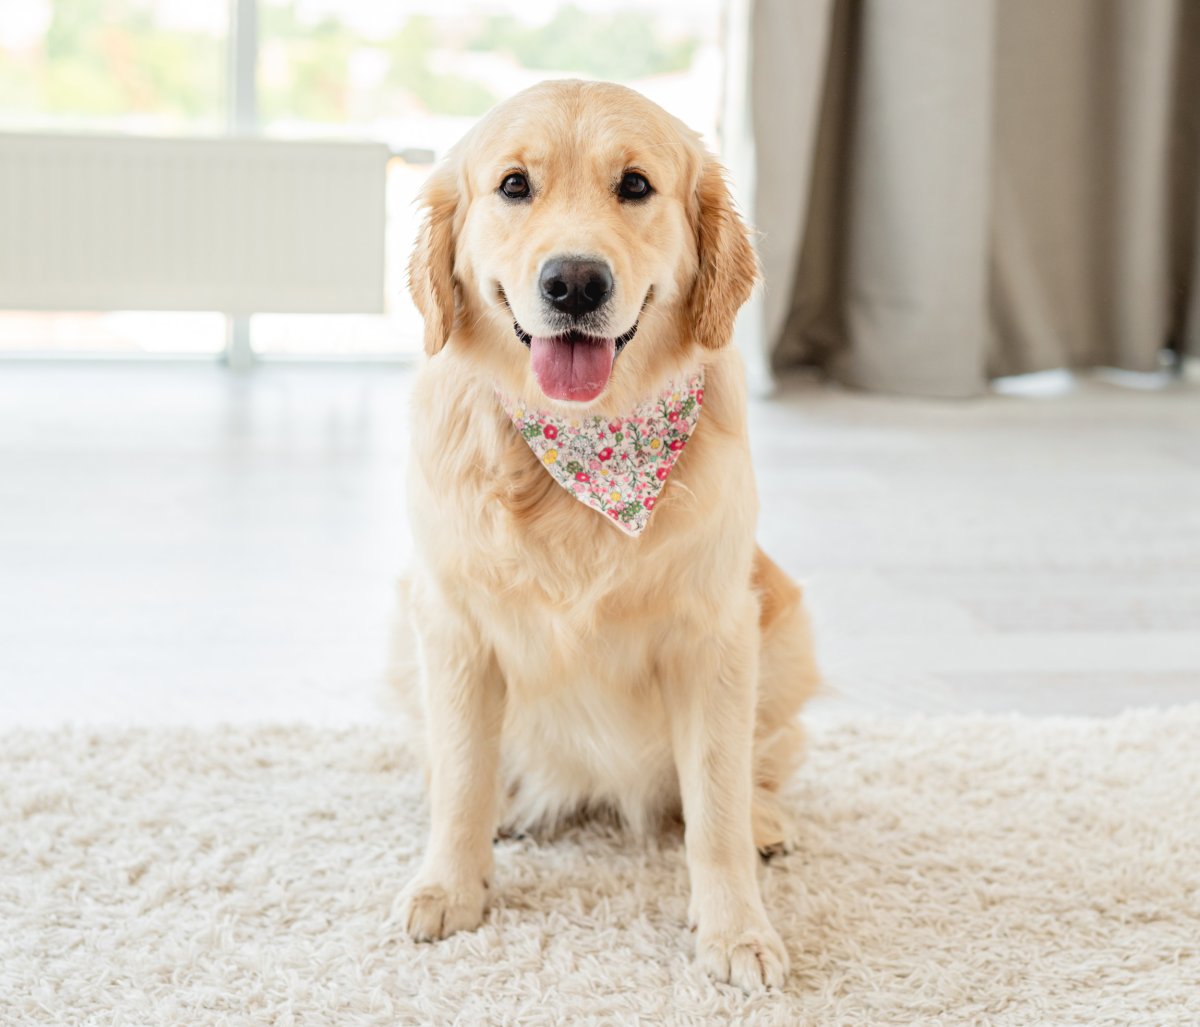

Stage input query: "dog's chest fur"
[{"left": 407, "top": 355, "right": 755, "bottom": 832}]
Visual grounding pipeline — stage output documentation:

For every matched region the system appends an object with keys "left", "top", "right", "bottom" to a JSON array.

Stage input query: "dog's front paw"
[
  {"left": 695, "top": 922, "right": 789, "bottom": 992},
  {"left": 398, "top": 875, "right": 488, "bottom": 942}
]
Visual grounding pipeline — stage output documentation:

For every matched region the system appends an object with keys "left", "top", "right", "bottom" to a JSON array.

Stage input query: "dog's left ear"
[
  {"left": 408, "top": 160, "right": 460, "bottom": 356},
  {"left": 688, "top": 155, "right": 759, "bottom": 350}
]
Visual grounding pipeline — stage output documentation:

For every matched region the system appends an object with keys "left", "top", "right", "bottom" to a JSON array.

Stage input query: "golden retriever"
[{"left": 395, "top": 80, "right": 819, "bottom": 991}]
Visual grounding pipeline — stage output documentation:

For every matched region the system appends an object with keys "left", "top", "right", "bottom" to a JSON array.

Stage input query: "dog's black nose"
[{"left": 540, "top": 258, "right": 613, "bottom": 318}]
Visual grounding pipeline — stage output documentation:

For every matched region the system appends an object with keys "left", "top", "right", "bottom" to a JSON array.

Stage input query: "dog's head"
[{"left": 408, "top": 80, "right": 757, "bottom": 410}]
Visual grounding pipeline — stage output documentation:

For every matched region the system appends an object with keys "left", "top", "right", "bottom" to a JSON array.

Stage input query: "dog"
[{"left": 395, "top": 80, "right": 819, "bottom": 991}]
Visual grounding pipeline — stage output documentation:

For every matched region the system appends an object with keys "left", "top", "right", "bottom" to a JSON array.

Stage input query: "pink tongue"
[{"left": 530, "top": 335, "right": 616, "bottom": 402}]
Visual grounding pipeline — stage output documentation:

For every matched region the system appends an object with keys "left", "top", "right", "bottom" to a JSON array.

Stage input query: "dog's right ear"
[{"left": 407, "top": 160, "right": 460, "bottom": 356}]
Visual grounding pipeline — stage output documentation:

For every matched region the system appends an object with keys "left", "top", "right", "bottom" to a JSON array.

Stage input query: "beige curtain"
[{"left": 732, "top": 0, "right": 1200, "bottom": 397}]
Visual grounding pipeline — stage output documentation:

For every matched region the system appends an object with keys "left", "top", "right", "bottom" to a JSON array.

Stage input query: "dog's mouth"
[{"left": 501, "top": 291, "right": 639, "bottom": 404}]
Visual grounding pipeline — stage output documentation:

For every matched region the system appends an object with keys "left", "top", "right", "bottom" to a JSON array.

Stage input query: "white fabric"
[{"left": 4, "top": 709, "right": 1199, "bottom": 1024}]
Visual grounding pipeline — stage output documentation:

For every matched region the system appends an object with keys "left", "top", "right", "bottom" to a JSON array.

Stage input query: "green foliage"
[
  {"left": 43, "top": 0, "right": 104, "bottom": 62},
  {"left": 4, "top": 0, "right": 223, "bottom": 127},
  {"left": 260, "top": 4, "right": 357, "bottom": 123},
  {"left": 386, "top": 17, "right": 497, "bottom": 117},
  {"left": 1, "top": 3, "right": 697, "bottom": 130},
  {"left": 469, "top": 6, "right": 696, "bottom": 80}
]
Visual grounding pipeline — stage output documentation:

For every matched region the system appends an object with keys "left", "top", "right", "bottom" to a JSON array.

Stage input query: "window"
[
  {"left": 0, "top": 0, "right": 228, "bottom": 135},
  {"left": 0, "top": 1, "right": 722, "bottom": 359},
  {"left": 0, "top": 0, "right": 230, "bottom": 354}
]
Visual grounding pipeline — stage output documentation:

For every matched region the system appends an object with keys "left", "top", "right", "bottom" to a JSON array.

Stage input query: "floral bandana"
[{"left": 496, "top": 369, "right": 705, "bottom": 536}]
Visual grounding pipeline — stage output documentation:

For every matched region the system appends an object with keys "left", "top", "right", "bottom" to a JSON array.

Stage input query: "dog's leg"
[
  {"left": 663, "top": 606, "right": 789, "bottom": 992},
  {"left": 399, "top": 593, "right": 503, "bottom": 942},
  {"left": 750, "top": 551, "right": 819, "bottom": 857}
]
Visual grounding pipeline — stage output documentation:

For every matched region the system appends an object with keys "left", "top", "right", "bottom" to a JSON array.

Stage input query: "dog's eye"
[
  {"left": 499, "top": 172, "right": 530, "bottom": 200},
  {"left": 618, "top": 171, "right": 652, "bottom": 201}
]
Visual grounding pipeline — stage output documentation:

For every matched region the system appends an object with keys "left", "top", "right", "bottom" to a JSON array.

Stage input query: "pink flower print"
[{"left": 494, "top": 366, "right": 704, "bottom": 538}]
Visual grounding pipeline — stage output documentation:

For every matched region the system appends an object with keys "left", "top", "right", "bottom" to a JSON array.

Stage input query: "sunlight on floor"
[{"left": 1, "top": 363, "right": 1197, "bottom": 727}]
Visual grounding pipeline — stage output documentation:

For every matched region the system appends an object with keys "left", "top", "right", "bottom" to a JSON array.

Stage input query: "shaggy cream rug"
[{"left": 3, "top": 709, "right": 1198, "bottom": 1026}]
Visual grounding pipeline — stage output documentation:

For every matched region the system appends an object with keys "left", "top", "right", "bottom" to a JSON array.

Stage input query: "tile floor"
[{"left": 1, "top": 362, "right": 1196, "bottom": 727}]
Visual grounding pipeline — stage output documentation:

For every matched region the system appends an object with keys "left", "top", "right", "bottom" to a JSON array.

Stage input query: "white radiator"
[{"left": 0, "top": 133, "right": 389, "bottom": 314}]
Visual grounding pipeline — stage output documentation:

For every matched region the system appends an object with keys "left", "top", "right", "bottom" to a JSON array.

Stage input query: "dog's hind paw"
[{"left": 752, "top": 789, "right": 800, "bottom": 859}]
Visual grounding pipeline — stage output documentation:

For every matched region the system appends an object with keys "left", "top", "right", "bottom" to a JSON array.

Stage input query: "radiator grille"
[{"left": 0, "top": 133, "right": 389, "bottom": 314}]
